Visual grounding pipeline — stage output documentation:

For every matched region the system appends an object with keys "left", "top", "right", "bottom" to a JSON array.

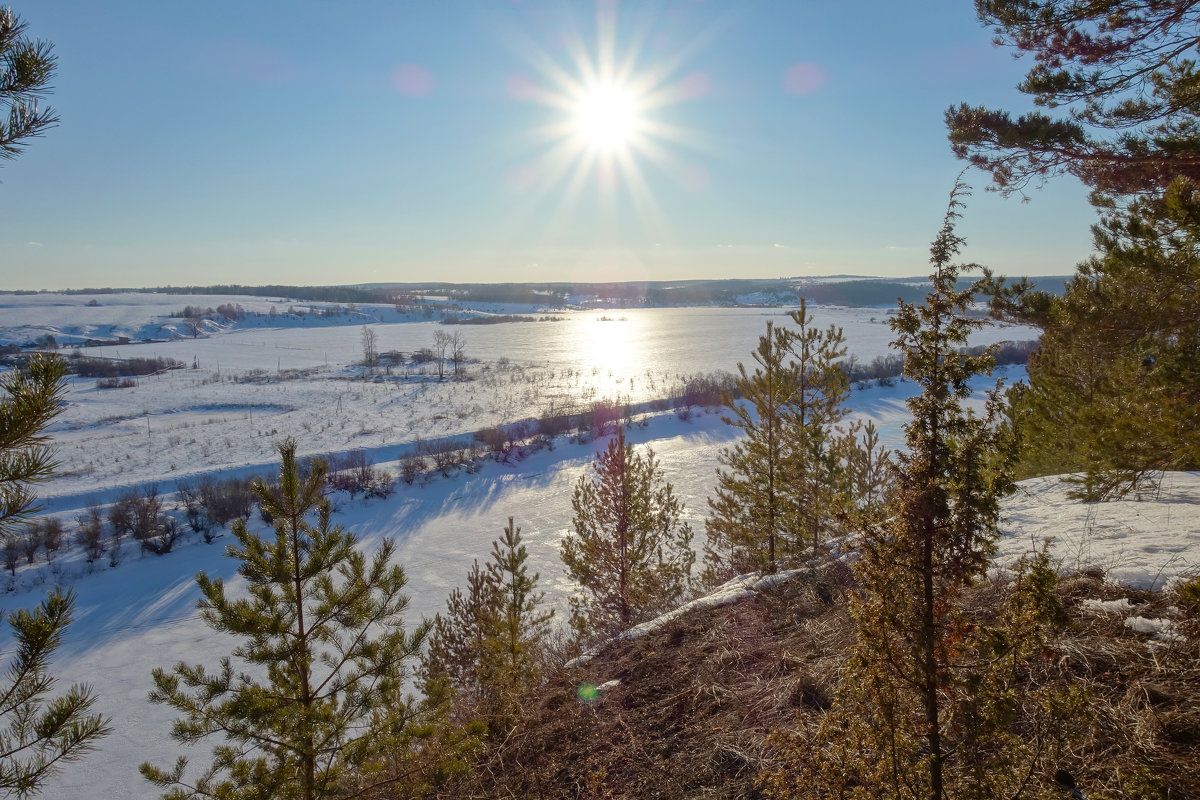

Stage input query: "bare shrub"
[
  {"left": 581, "top": 398, "right": 626, "bottom": 435},
  {"left": 537, "top": 412, "right": 571, "bottom": 438},
  {"left": 76, "top": 505, "right": 106, "bottom": 563},
  {"left": 475, "top": 421, "right": 533, "bottom": 463},
  {"left": 142, "top": 515, "right": 184, "bottom": 555},
  {"left": 2, "top": 537, "right": 19, "bottom": 576},
  {"left": 96, "top": 377, "right": 136, "bottom": 389},
  {"left": 40, "top": 518, "right": 63, "bottom": 561},
  {"left": 475, "top": 426, "right": 509, "bottom": 455},
  {"left": 840, "top": 353, "right": 906, "bottom": 384},
  {"left": 109, "top": 485, "right": 181, "bottom": 555},
  {"left": 108, "top": 492, "right": 136, "bottom": 538},
  {"left": 327, "top": 450, "right": 394, "bottom": 499},
  {"left": 199, "top": 476, "right": 255, "bottom": 527},
  {"left": 399, "top": 453, "right": 426, "bottom": 485},
  {"left": 421, "top": 438, "right": 465, "bottom": 477},
  {"left": 20, "top": 529, "right": 40, "bottom": 564},
  {"left": 672, "top": 372, "right": 733, "bottom": 409},
  {"left": 216, "top": 303, "right": 246, "bottom": 322},
  {"left": 175, "top": 478, "right": 211, "bottom": 539},
  {"left": 961, "top": 338, "right": 1038, "bottom": 366},
  {"left": 69, "top": 354, "right": 183, "bottom": 378}
]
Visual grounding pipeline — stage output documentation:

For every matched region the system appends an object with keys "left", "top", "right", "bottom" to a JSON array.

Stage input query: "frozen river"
[{"left": 92, "top": 305, "right": 1037, "bottom": 404}]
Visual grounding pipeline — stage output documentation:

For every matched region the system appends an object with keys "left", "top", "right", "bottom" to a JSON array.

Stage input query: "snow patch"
[
  {"left": 1081, "top": 597, "right": 1135, "bottom": 614},
  {"left": 1124, "top": 616, "right": 1185, "bottom": 643}
]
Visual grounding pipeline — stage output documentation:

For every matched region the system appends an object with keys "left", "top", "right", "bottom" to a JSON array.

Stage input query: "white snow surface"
[
  {"left": 0, "top": 293, "right": 1193, "bottom": 799},
  {"left": 1124, "top": 616, "right": 1185, "bottom": 643},
  {"left": 1081, "top": 597, "right": 1136, "bottom": 614},
  {"left": 994, "top": 473, "right": 1200, "bottom": 590}
]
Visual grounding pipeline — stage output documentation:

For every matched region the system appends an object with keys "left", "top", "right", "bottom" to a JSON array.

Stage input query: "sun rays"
[{"left": 503, "top": 4, "right": 711, "bottom": 238}]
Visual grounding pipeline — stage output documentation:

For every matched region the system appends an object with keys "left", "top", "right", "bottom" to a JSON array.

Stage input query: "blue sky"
[{"left": 1, "top": 0, "right": 1097, "bottom": 290}]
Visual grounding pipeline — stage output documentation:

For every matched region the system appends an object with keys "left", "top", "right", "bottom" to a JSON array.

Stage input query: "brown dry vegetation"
[{"left": 418, "top": 562, "right": 1200, "bottom": 800}]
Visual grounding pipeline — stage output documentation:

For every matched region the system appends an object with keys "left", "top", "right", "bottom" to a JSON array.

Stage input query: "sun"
[
  {"left": 571, "top": 81, "right": 643, "bottom": 154},
  {"left": 503, "top": 3, "right": 709, "bottom": 219}
]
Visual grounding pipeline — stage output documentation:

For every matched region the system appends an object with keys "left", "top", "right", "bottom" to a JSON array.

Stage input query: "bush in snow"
[
  {"left": 327, "top": 450, "right": 394, "bottom": 499},
  {"left": 75, "top": 505, "right": 106, "bottom": 563},
  {"left": 108, "top": 485, "right": 183, "bottom": 555},
  {"left": 37, "top": 517, "right": 63, "bottom": 562},
  {"left": 199, "top": 476, "right": 255, "bottom": 527},
  {"left": 69, "top": 354, "right": 183, "bottom": 378},
  {"left": 399, "top": 453, "right": 426, "bottom": 485},
  {"left": 3, "top": 536, "right": 21, "bottom": 576}
]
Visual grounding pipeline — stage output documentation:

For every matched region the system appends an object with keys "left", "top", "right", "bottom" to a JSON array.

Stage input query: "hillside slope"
[{"left": 430, "top": 473, "right": 1200, "bottom": 799}]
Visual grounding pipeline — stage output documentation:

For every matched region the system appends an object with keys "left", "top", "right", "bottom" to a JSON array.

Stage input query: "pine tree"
[
  {"left": 141, "top": 439, "right": 431, "bottom": 800},
  {"left": 994, "top": 179, "right": 1200, "bottom": 496},
  {"left": 776, "top": 183, "right": 1025, "bottom": 800},
  {"left": 1, "top": 355, "right": 66, "bottom": 534},
  {"left": 841, "top": 419, "right": 892, "bottom": 514},
  {"left": 423, "top": 519, "right": 552, "bottom": 735},
  {"left": 704, "top": 319, "right": 795, "bottom": 577},
  {"left": 947, "top": 0, "right": 1200, "bottom": 199},
  {"left": 0, "top": 588, "right": 111, "bottom": 797},
  {"left": 852, "top": 181, "right": 1016, "bottom": 800},
  {"left": 561, "top": 426, "right": 693, "bottom": 639},
  {"left": 705, "top": 302, "right": 855, "bottom": 579},
  {"left": 0, "top": 8, "right": 58, "bottom": 164},
  {"left": 947, "top": 1, "right": 1200, "bottom": 496},
  {"left": 0, "top": 59, "right": 99, "bottom": 800},
  {"left": 482, "top": 518, "right": 553, "bottom": 722},
  {"left": 422, "top": 562, "right": 496, "bottom": 720},
  {"left": 783, "top": 299, "right": 853, "bottom": 549},
  {"left": 0, "top": 355, "right": 110, "bottom": 797}
]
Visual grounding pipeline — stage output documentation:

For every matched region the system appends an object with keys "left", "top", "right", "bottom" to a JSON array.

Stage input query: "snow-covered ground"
[
  {"left": 0, "top": 290, "right": 560, "bottom": 348},
  {"left": 1, "top": 292, "right": 1037, "bottom": 503},
  {"left": 995, "top": 472, "right": 1200, "bottom": 590},
  {"left": 0, "top": 292, "right": 1193, "bottom": 800}
]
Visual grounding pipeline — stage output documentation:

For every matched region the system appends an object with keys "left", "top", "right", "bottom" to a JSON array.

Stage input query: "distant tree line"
[
  {"left": 23, "top": 277, "right": 1073, "bottom": 312},
  {"left": 841, "top": 339, "right": 1038, "bottom": 386},
  {"left": 438, "top": 314, "right": 563, "bottom": 325},
  {"left": 444, "top": 284, "right": 568, "bottom": 305},
  {"left": 66, "top": 353, "right": 183, "bottom": 378},
  {"left": 170, "top": 303, "right": 247, "bottom": 321}
]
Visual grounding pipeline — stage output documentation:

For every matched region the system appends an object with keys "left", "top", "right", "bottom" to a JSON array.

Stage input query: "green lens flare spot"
[{"left": 577, "top": 683, "right": 599, "bottom": 702}]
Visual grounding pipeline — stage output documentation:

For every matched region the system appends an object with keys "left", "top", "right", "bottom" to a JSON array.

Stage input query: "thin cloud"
[{"left": 26, "top": 241, "right": 42, "bottom": 247}]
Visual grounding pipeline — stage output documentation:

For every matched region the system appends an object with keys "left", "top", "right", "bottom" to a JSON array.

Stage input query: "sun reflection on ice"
[{"left": 580, "top": 315, "right": 642, "bottom": 373}]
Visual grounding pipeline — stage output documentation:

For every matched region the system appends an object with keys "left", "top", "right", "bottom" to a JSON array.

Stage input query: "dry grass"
[
  {"left": 430, "top": 562, "right": 1199, "bottom": 799},
  {"left": 1044, "top": 579, "right": 1200, "bottom": 797}
]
